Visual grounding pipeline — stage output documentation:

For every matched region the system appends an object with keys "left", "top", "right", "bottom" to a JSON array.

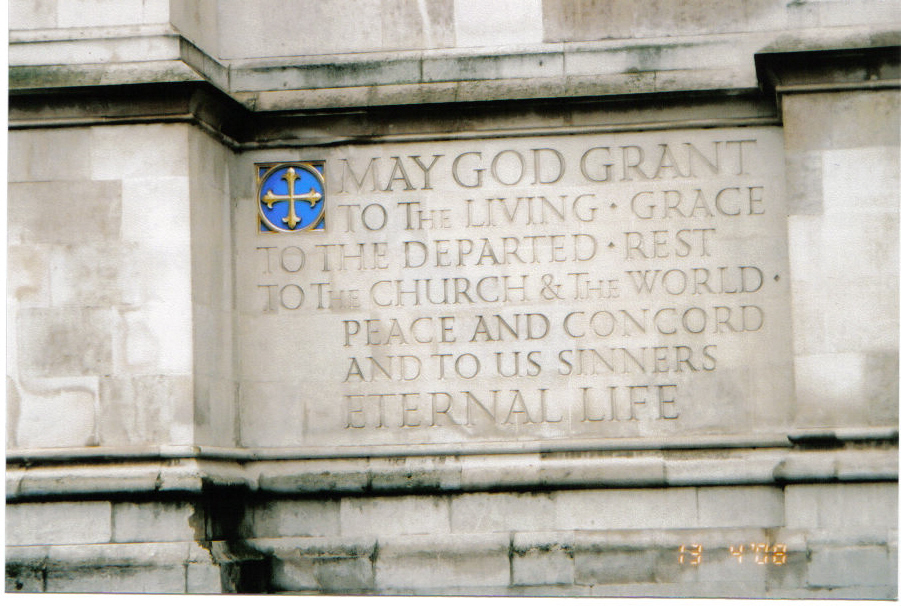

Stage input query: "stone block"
[
  {"left": 511, "top": 534, "right": 574, "bottom": 586},
  {"left": 789, "top": 214, "right": 899, "bottom": 282},
  {"left": 237, "top": 380, "right": 306, "bottom": 448},
  {"left": 555, "top": 488, "right": 698, "bottom": 531},
  {"left": 248, "top": 499, "right": 340, "bottom": 538},
  {"left": 187, "top": 563, "right": 222, "bottom": 594},
  {"left": 783, "top": 90, "right": 900, "bottom": 152},
  {"left": 45, "top": 564, "right": 186, "bottom": 593},
  {"left": 833, "top": 449, "right": 899, "bottom": 482},
  {"left": 506, "top": 584, "right": 592, "bottom": 596},
  {"left": 46, "top": 540, "right": 191, "bottom": 567},
  {"left": 574, "top": 549, "right": 661, "bottom": 585},
  {"left": 663, "top": 451, "right": 782, "bottom": 486},
  {"left": 218, "top": 0, "right": 383, "bottom": 58},
  {"left": 7, "top": 245, "right": 51, "bottom": 307},
  {"left": 367, "top": 456, "right": 461, "bottom": 492},
  {"left": 341, "top": 494, "right": 450, "bottom": 537},
  {"left": 236, "top": 315, "right": 335, "bottom": 379},
  {"left": 249, "top": 535, "right": 377, "bottom": 558},
  {"left": 98, "top": 374, "right": 194, "bottom": 445},
  {"left": 253, "top": 536, "right": 376, "bottom": 592},
  {"left": 6, "top": 501, "right": 112, "bottom": 546},
  {"left": 539, "top": 454, "right": 666, "bottom": 487},
  {"left": 256, "top": 459, "right": 368, "bottom": 494},
  {"left": 772, "top": 586, "right": 898, "bottom": 600},
  {"left": 6, "top": 467, "right": 25, "bottom": 497},
  {"left": 271, "top": 558, "right": 318, "bottom": 591},
  {"left": 376, "top": 534, "right": 510, "bottom": 589},
  {"left": 784, "top": 483, "right": 898, "bottom": 530},
  {"left": 9, "top": 0, "right": 58, "bottom": 30},
  {"left": 808, "top": 545, "right": 894, "bottom": 588},
  {"left": 14, "top": 462, "right": 166, "bottom": 500},
  {"left": 192, "top": 375, "right": 238, "bottom": 448},
  {"left": 17, "top": 307, "right": 112, "bottom": 377},
  {"left": 272, "top": 555, "right": 375, "bottom": 593},
  {"left": 10, "top": 34, "right": 181, "bottom": 67},
  {"left": 760, "top": 533, "right": 810, "bottom": 593},
  {"left": 169, "top": 0, "right": 220, "bottom": 57},
  {"left": 790, "top": 279, "right": 898, "bottom": 366},
  {"left": 864, "top": 351, "right": 900, "bottom": 425},
  {"left": 787, "top": 281, "right": 827, "bottom": 357},
  {"left": 96, "top": 376, "right": 140, "bottom": 445},
  {"left": 822, "top": 146, "right": 899, "bottom": 214},
  {"left": 233, "top": 57, "right": 421, "bottom": 93},
  {"left": 381, "top": 0, "right": 455, "bottom": 50},
  {"left": 119, "top": 304, "right": 194, "bottom": 374},
  {"left": 453, "top": 73, "right": 565, "bottom": 101},
  {"left": 542, "top": 0, "right": 640, "bottom": 42},
  {"left": 454, "top": 0, "right": 543, "bottom": 47},
  {"left": 297, "top": 556, "right": 374, "bottom": 592},
  {"left": 692, "top": 544, "right": 774, "bottom": 584},
  {"left": 56, "top": 0, "right": 145, "bottom": 28},
  {"left": 119, "top": 242, "right": 193, "bottom": 310},
  {"left": 5, "top": 545, "right": 50, "bottom": 566},
  {"left": 5, "top": 563, "right": 44, "bottom": 592},
  {"left": 794, "top": 353, "right": 870, "bottom": 426},
  {"left": 8, "top": 129, "right": 92, "bottom": 183},
  {"left": 591, "top": 580, "right": 766, "bottom": 598},
  {"left": 790, "top": 277, "right": 898, "bottom": 355},
  {"left": 188, "top": 197, "right": 232, "bottom": 311},
  {"left": 135, "top": 374, "right": 195, "bottom": 445},
  {"left": 91, "top": 124, "right": 189, "bottom": 180},
  {"left": 802, "top": 0, "right": 901, "bottom": 29},
  {"left": 697, "top": 486, "right": 784, "bottom": 528},
  {"left": 141, "top": 0, "right": 170, "bottom": 24},
  {"left": 8, "top": 180, "right": 121, "bottom": 245},
  {"left": 49, "top": 243, "right": 123, "bottom": 307},
  {"left": 661, "top": 0, "right": 782, "bottom": 36},
  {"left": 189, "top": 127, "right": 230, "bottom": 188},
  {"left": 10, "top": 376, "right": 98, "bottom": 449},
  {"left": 565, "top": 40, "right": 737, "bottom": 79},
  {"left": 450, "top": 491, "right": 555, "bottom": 533},
  {"left": 460, "top": 453, "right": 541, "bottom": 489},
  {"left": 111, "top": 502, "right": 196, "bottom": 543},
  {"left": 120, "top": 177, "right": 191, "bottom": 244},
  {"left": 423, "top": 51, "right": 563, "bottom": 84},
  {"left": 785, "top": 151, "right": 823, "bottom": 215}
]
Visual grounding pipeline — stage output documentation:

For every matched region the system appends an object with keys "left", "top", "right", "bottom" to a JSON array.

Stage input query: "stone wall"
[
  {"left": 7, "top": 0, "right": 900, "bottom": 597},
  {"left": 8, "top": 123, "right": 196, "bottom": 450},
  {"left": 783, "top": 88, "right": 900, "bottom": 426},
  {"left": 7, "top": 455, "right": 898, "bottom": 596}
]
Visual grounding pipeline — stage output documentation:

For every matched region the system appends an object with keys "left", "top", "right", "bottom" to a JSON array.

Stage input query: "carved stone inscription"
[{"left": 244, "top": 128, "right": 792, "bottom": 448}]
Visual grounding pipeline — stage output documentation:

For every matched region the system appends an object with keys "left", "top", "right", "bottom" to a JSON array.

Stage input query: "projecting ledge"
[{"left": 6, "top": 442, "right": 897, "bottom": 502}]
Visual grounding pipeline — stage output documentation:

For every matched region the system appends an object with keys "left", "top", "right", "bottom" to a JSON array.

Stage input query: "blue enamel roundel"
[{"left": 258, "top": 163, "right": 325, "bottom": 232}]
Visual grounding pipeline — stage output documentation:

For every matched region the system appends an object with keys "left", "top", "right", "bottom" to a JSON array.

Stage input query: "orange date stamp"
[{"left": 678, "top": 543, "right": 788, "bottom": 566}]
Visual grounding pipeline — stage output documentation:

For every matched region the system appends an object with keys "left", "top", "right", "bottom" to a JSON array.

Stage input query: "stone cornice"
[
  {"left": 6, "top": 439, "right": 898, "bottom": 502},
  {"left": 755, "top": 32, "right": 901, "bottom": 106},
  {"left": 9, "top": 23, "right": 899, "bottom": 112}
]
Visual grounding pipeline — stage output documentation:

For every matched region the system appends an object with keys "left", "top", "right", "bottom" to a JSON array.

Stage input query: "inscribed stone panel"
[{"left": 236, "top": 127, "right": 791, "bottom": 451}]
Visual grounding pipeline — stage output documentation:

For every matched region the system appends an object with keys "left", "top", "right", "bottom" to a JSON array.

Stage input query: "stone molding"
[
  {"left": 7, "top": 79, "right": 779, "bottom": 151},
  {"left": 10, "top": 22, "right": 899, "bottom": 111},
  {"left": 7, "top": 439, "right": 898, "bottom": 502},
  {"left": 755, "top": 34, "right": 901, "bottom": 116}
]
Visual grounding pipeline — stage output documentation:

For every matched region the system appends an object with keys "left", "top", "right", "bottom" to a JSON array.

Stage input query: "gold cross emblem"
[{"left": 261, "top": 167, "right": 322, "bottom": 229}]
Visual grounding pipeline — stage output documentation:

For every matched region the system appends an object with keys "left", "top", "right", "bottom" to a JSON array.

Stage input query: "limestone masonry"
[{"left": 7, "top": 0, "right": 900, "bottom": 597}]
